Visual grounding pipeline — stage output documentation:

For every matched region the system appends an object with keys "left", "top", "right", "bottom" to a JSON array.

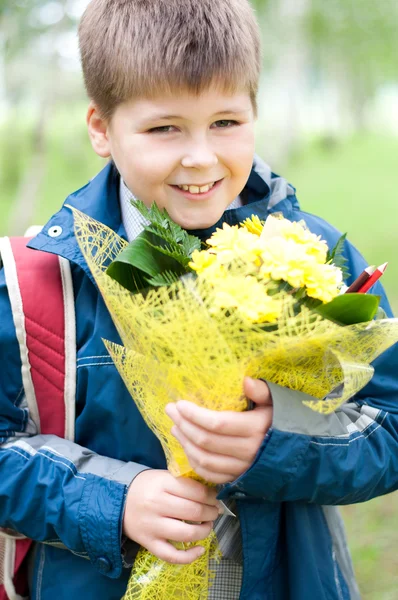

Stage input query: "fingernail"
[
  {"left": 217, "top": 502, "right": 225, "bottom": 515},
  {"left": 197, "top": 546, "right": 205, "bottom": 556},
  {"left": 176, "top": 399, "right": 188, "bottom": 410}
]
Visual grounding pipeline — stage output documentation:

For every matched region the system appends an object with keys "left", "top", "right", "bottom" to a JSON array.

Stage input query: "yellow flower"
[
  {"left": 260, "top": 238, "right": 311, "bottom": 289},
  {"left": 192, "top": 216, "right": 343, "bottom": 308},
  {"left": 259, "top": 236, "right": 342, "bottom": 301},
  {"left": 206, "top": 223, "right": 240, "bottom": 249},
  {"left": 304, "top": 263, "right": 343, "bottom": 303},
  {"left": 242, "top": 215, "right": 264, "bottom": 236},
  {"left": 206, "top": 223, "right": 263, "bottom": 268},
  {"left": 207, "top": 223, "right": 260, "bottom": 252},
  {"left": 189, "top": 250, "right": 217, "bottom": 274},
  {"left": 207, "top": 275, "right": 281, "bottom": 323},
  {"left": 277, "top": 219, "right": 328, "bottom": 264}
]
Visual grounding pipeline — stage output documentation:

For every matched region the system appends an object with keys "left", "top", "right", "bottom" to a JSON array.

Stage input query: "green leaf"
[
  {"left": 131, "top": 199, "right": 201, "bottom": 260},
  {"left": 315, "top": 293, "right": 380, "bottom": 325},
  {"left": 327, "top": 233, "right": 350, "bottom": 280},
  {"left": 106, "top": 200, "right": 202, "bottom": 292},
  {"left": 106, "top": 231, "right": 187, "bottom": 292},
  {"left": 147, "top": 270, "right": 181, "bottom": 287},
  {"left": 105, "top": 259, "right": 148, "bottom": 293}
]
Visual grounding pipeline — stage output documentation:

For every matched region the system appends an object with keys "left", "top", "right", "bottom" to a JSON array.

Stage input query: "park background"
[{"left": 0, "top": 1, "right": 397, "bottom": 597}]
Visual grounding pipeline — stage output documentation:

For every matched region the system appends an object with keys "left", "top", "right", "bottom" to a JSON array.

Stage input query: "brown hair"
[{"left": 79, "top": 0, "right": 261, "bottom": 120}]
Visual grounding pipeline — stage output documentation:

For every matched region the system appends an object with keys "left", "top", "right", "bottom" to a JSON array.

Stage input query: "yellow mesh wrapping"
[
  {"left": 71, "top": 207, "right": 398, "bottom": 598},
  {"left": 122, "top": 533, "right": 221, "bottom": 600}
]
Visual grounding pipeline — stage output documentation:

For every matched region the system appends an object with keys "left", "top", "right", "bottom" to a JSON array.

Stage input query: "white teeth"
[{"left": 177, "top": 182, "right": 216, "bottom": 194}]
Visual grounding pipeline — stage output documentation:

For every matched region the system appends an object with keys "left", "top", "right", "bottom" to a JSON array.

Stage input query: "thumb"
[{"left": 243, "top": 377, "right": 273, "bottom": 407}]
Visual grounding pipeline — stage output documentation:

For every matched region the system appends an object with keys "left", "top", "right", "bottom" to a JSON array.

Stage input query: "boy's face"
[{"left": 88, "top": 86, "right": 256, "bottom": 230}]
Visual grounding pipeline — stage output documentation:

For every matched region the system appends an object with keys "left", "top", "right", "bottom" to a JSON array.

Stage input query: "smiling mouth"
[{"left": 172, "top": 179, "right": 223, "bottom": 195}]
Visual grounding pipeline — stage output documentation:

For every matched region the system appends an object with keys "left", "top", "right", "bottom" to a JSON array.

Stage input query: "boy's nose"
[{"left": 181, "top": 143, "right": 218, "bottom": 169}]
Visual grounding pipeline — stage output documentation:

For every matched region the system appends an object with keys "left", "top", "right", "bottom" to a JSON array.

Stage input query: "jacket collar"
[
  {"left": 27, "top": 162, "right": 125, "bottom": 282},
  {"left": 27, "top": 155, "right": 298, "bottom": 281}
]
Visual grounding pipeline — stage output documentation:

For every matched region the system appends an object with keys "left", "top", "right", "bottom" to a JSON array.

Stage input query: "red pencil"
[
  {"left": 357, "top": 263, "right": 388, "bottom": 294},
  {"left": 345, "top": 265, "right": 376, "bottom": 294}
]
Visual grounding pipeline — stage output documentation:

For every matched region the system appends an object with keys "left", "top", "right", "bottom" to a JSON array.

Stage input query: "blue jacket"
[{"left": 1, "top": 158, "right": 398, "bottom": 600}]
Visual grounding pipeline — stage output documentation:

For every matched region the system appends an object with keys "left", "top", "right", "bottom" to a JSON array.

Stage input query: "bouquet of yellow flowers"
[{"left": 70, "top": 202, "right": 398, "bottom": 600}]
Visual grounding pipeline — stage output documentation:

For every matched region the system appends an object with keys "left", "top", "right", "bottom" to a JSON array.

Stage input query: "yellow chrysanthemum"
[
  {"left": 206, "top": 223, "right": 263, "bottom": 267},
  {"left": 193, "top": 216, "right": 342, "bottom": 304},
  {"left": 207, "top": 275, "right": 281, "bottom": 323},
  {"left": 206, "top": 223, "right": 239, "bottom": 249},
  {"left": 260, "top": 238, "right": 312, "bottom": 289},
  {"left": 189, "top": 250, "right": 217, "bottom": 274},
  {"left": 304, "top": 263, "right": 343, "bottom": 303},
  {"left": 259, "top": 237, "right": 342, "bottom": 301},
  {"left": 277, "top": 219, "right": 328, "bottom": 264},
  {"left": 242, "top": 215, "right": 264, "bottom": 236}
]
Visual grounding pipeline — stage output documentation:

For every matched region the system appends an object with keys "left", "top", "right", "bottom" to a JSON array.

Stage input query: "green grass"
[
  {"left": 341, "top": 494, "right": 398, "bottom": 599},
  {"left": 284, "top": 134, "right": 398, "bottom": 314},
  {"left": 1, "top": 120, "right": 398, "bottom": 599}
]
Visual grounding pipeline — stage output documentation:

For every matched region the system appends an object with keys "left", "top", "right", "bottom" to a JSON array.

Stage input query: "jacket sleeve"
[
  {"left": 220, "top": 238, "right": 398, "bottom": 506},
  {"left": 0, "top": 268, "right": 146, "bottom": 579}
]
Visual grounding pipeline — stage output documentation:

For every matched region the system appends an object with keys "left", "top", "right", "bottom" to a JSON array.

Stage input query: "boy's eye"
[
  {"left": 213, "top": 120, "right": 239, "bottom": 128},
  {"left": 147, "top": 125, "right": 175, "bottom": 134}
]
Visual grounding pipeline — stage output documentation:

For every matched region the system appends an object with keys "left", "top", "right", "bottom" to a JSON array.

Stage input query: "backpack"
[{"left": 0, "top": 235, "right": 76, "bottom": 600}]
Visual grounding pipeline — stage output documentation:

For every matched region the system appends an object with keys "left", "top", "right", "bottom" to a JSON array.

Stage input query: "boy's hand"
[
  {"left": 165, "top": 377, "right": 273, "bottom": 484},
  {"left": 123, "top": 470, "right": 220, "bottom": 564}
]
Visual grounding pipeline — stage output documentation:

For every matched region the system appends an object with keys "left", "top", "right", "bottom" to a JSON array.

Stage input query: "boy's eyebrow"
[
  {"left": 213, "top": 108, "right": 252, "bottom": 116},
  {"left": 142, "top": 108, "right": 251, "bottom": 123}
]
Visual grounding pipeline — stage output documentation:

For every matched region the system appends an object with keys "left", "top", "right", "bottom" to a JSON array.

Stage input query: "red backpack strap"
[
  {"left": 0, "top": 237, "right": 76, "bottom": 600},
  {"left": 0, "top": 237, "right": 76, "bottom": 439}
]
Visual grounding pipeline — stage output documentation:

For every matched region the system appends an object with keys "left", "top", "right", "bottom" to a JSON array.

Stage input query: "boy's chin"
[{"left": 171, "top": 208, "right": 225, "bottom": 232}]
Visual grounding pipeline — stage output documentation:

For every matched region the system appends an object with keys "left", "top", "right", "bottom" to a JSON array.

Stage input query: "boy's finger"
[
  {"left": 171, "top": 418, "right": 258, "bottom": 461},
  {"left": 162, "top": 496, "right": 220, "bottom": 522},
  {"left": 162, "top": 518, "right": 213, "bottom": 544},
  {"left": 173, "top": 427, "right": 248, "bottom": 476},
  {"left": 166, "top": 475, "right": 219, "bottom": 506},
  {"left": 171, "top": 400, "right": 268, "bottom": 437},
  {"left": 244, "top": 377, "right": 273, "bottom": 406},
  {"left": 152, "top": 540, "right": 206, "bottom": 565}
]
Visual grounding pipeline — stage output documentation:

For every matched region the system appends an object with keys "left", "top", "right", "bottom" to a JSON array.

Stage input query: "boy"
[{"left": 1, "top": 0, "right": 398, "bottom": 598}]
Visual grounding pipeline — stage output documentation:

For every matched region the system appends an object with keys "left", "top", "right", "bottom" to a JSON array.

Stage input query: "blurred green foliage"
[
  {"left": 0, "top": 107, "right": 104, "bottom": 232},
  {"left": 342, "top": 494, "right": 398, "bottom": 600},
  {"left": 285, "top": 134, "right": 398, "bottom": 314},
  {"left": 307, "top": 0, "right": 398, "bottom": 82}
]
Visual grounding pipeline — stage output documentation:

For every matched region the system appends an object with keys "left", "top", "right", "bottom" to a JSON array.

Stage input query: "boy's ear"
[{"left": 86, "top": 103, "right": 112, "bottom": 158}]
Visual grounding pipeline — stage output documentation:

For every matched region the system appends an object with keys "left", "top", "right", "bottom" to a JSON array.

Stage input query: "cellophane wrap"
[{"left": 71, "top": 207, "right": 398, "bottom": 599}]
